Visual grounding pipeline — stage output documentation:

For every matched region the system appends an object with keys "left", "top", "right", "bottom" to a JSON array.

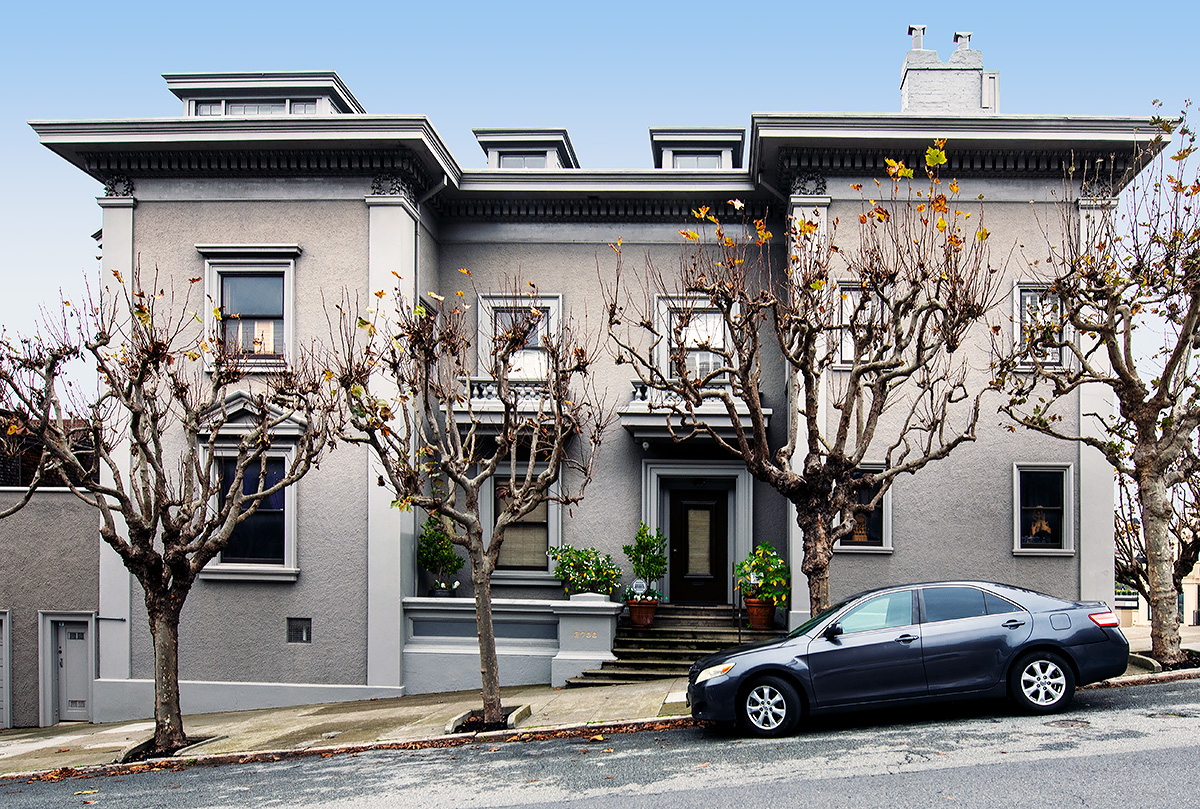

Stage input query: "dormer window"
[
  {"left": 672, "top": 152, "right": 722, "bottom": 169},
  {"left": 165, "top": 72, "right": 366, "bottom": 117},
  {"left": 227, "top": 100, "right": 286, "bottom": 115},
  {"left": 189, "top": 99, "right": 320, "bottom": 117},
  {"left": 498, "top": 152, "right": 548, "bottom": 169}
]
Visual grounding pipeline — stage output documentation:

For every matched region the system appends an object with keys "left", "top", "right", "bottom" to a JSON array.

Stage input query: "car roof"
[{"left": 838, "top": 580, "right": 1075, "bottom": 611}]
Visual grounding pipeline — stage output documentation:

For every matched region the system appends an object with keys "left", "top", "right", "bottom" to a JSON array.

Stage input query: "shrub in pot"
[
  {"left": 417, "top": 515, "right": 464, "bottom": 596},
  {"left": 547, "top": 543, "right": 622, "bottom": 598},
  {"left": 735, "top": 543, "right": 790, "bottom": 630},
  {"left": 622, "top": 522, "right": 668, "bottom": 626}
]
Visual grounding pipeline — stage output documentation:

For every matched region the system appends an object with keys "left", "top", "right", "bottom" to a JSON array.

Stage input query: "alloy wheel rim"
[
  {"left": 1020, "top": 659, "right": 1066, "bottom": 705},
  {"left": 746, "top": 685, "right": 787, "bottom": 730}
]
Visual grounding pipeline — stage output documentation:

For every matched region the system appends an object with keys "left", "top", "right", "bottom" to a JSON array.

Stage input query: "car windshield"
[{"left": 786, "top": 596, "right": 855, "bottom": 639}]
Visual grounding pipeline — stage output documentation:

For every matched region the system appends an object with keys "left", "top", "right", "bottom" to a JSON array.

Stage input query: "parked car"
[{"left": 688, "top": 581, "right": 1128, "bottom": 737}]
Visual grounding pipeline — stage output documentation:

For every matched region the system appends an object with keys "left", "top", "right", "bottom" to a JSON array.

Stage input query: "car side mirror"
[{"left": 824, "top": 621, "right": 843, "bottom": 640}]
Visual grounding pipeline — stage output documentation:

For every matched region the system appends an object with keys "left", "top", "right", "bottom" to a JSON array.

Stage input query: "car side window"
[
  {"left": 984, "top": 592, "right": 1021, "bottom": 615},
  {"left": 922, "top": 587, "right": 988, "bottom": 623},
  {"left": 838, "top": 590, "right": 913, "bottom": 634}
]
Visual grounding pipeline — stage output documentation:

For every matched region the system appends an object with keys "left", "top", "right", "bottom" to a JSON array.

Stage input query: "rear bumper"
[{"left": 1070, "top": 628, "right": 1130, "bottom": 685}]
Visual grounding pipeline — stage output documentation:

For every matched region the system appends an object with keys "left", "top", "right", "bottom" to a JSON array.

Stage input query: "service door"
[
  {"left": 668, "top": 488, "right": 729, "bottom": 604},
  {"left": 55, "top": 621, "right": 90, "bottom": 722}
]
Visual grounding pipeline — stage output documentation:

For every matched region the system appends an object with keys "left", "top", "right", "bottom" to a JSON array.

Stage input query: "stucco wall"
[
  {"left": 123, "top": 192, "right": 375, "bottom": 686},
  {"left": 0, "top": 490, "right": 98, "bottom": 727}
]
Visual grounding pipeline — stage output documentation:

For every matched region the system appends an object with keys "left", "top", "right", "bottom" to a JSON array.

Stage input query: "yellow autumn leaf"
[
  {"left": 936, "top": 217, "right": 947, "bottom": 232},
  {"left": 926, "top": 146, "right": 947, "bottom": 167},
  {"left": 949, "top": 180, "right": 960, "bottom": 194},
  {"left": 976, "top": 227, "right": 989, "bottom": 241}
]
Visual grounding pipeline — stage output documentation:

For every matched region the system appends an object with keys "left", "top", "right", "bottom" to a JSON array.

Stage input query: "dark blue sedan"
[{"left": 687, "top": 581, "right": 1129, "bottom": 737}]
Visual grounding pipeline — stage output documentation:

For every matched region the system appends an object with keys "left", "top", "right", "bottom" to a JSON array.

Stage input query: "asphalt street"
[{"left": 6, "top": 680, "right": 1198, "bottom": 808}]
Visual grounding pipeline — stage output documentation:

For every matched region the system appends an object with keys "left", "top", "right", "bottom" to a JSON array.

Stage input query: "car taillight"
[{"left": 1089, "top": 610, "right": 1120, "bottom": 627}]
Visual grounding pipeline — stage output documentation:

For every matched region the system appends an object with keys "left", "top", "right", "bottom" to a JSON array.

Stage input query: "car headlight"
[{"left": 695, "top": 662, "right": 735, "bottom": 684}]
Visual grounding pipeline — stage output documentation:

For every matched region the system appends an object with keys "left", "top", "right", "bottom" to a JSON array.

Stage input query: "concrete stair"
[{"left": 564, "top": 604, "right": 784, "bottom": 687}]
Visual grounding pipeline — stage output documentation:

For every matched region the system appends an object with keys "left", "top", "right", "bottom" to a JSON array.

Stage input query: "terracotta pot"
[
  {"left": 744, "top": 597, "right": 776, "bottom": 630},
  {"left": 627, "top": 600, "right": 658, "bottom": 628}
]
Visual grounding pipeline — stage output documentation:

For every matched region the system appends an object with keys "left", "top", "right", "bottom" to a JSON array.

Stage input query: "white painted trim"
[
  {"left": 834, "top": 463, "right": 893, "bottom": 553},
  {"left": 641, "top": 460, "right": 753, "bottom": 602},
  {"left": 1012, "top": 280, "right": 1066, "bottom": 368},
  {"left": 1012, "top": 462, "right": 1076, "bottom": 555},
  {"left": 0, "top": 611, "right": 10, "bottom": 728},
  {"left": 199, "top": 445, "right": 299, "bottom": 580},
  {"left": 481, "top": 465, "right": 561, "bottom": 580},
  {"left": 202, "top": 253, "right": 296, "bottom": 367},
  {"left": 476, "top": 293, "right": 562, "bottom": 378},
  {"left": 38, "top": 612, "right": 96, "bottom": 727}
]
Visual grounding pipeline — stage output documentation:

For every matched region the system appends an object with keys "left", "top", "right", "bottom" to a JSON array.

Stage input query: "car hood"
[{"left": 693, "top": 636, "right": 793, "bottom": 671}]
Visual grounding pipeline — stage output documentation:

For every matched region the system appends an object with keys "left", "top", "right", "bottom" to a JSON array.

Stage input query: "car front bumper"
[{"left": 687, "top": 674, "right": 740, "bottom": 723}]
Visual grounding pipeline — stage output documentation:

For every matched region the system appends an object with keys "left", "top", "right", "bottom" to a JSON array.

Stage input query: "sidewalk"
[
  {"left": 2, "top": 623, "right": 1198, "bottom": 779},
  {"left": 0, "top": 676, "right": 692, "bottom": 778}
]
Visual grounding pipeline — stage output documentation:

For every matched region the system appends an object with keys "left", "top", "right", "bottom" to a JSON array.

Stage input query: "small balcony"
[{"left": 618, "top": 381, "right": 770, "bottom": 442}]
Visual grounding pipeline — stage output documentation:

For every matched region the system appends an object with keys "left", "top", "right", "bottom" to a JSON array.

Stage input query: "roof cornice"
[{"left": 30, "top": 116, "right": 463, "bottom": 188}]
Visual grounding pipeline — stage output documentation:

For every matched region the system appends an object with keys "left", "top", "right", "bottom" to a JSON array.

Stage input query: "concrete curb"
[{"left": 1081, "top": 666, "right": 1200, "bottom": 689}]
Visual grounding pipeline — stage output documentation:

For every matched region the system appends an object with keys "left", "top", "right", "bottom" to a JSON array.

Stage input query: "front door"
[
  {"left": 668, "top": 487, "right": 729, "bottom": 604},
  {"left": 54, "top": 621, "right": 90, "bottom": 722}
]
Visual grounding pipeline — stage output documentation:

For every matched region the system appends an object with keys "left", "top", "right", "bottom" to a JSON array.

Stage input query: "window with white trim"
[
  {"left": 1015, "top": 284, "right": 1064, "bottom": 366},
  {"left": 837, "top": 284, "right": 884, "bottom": 366},
  {"left": 657, "top": 296, "right": 725, "bottom": 381},
  {"left": 478, "top": 294, "right": 560, "bottom": 378},
  {"left": 835, "top": 467, "right": 892, "bottom": 552},
  {"left": 191, "top": 99, "right": 319, "bottom": 116},
  {"left": 1013, "top": 463, "right": 1073, "bottom": 554},
  {"left": 498, "top": 152, "right": 547, "bottom": 169},
  {"left": 201, "top": 447, "right": 299, "bottom": 581},
  {"left": 672, "top": 152, "right": 722, "bottom": 169},
  {"left": 200, "top": 247, "right": 298, "bottom": 365},
  {"left": 481, "top": 468, "right": 561, "bottom": 581}
]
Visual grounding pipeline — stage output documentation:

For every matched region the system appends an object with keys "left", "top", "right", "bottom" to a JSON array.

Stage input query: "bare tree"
[
  {"left": 331, "top": 276, "right": 610, "bottom": 726},
  {"left": 604, "top": 147, "right": 1002, "bottom": 614},
  {"left": 0, "top": 267, "right": 336, "bottom": 753},
  {"left": 994, "top": 107, "right": 1197, "bottom": 665},
  {"left": 1115, "top": 468, "right": 1200, "bottom": 605}
]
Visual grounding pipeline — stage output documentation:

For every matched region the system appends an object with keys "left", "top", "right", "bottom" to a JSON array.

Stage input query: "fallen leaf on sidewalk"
[
  {"left": 55, "top": 749, "right": 70, "bottom": 754},
  {"left": 695, "top": 763, "right": 709, "bottom": 769},
  {"left": 589, "top": 734, "right": 604, "bottom": 741},
  {"left": 73, "top": 790, "right": 98, "bottom": 795},
  {"left": 601, "top": 748, "right": 613, "bottom": 753}
]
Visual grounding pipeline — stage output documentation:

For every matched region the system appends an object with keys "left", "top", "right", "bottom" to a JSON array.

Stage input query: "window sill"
[
  {"left": 491, "top": 572, "right": 560, "bottom": 587},
  {"left": 1012, "top": 548, "right": 1075, "bottom": 557},
  {"left": 198, "top": 565, "right": 300, "bottom": 582},
  {"left": 833, "top": 545, "right": 893, "bottom": 554}
]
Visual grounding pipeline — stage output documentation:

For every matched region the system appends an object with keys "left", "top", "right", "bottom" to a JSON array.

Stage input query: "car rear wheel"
[
  {"left": 1010, "top": 651, "right": 1075, "bottom": 714},
  {"left": 740, "top": 676, "right": 801, "bottom": 737}
]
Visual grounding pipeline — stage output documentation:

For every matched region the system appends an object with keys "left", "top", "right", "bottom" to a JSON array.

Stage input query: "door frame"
[
  {"left": 38, "top": 611, "right": 96, "bottom": 726},
  {"left": 641, "top": 461, "right": 754, "bottom": 603},
  {"left": 0, "top": 610, "right": 10, "bottom": 729}
]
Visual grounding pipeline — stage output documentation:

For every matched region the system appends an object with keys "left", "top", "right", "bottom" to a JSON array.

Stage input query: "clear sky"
[{"left": 1, "top": 0, "right": 1194, "bottom": 335}]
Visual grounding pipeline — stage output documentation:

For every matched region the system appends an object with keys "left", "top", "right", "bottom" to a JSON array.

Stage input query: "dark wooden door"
[{"left": 668, "top": 489, "right": 729, "bottom": 604}]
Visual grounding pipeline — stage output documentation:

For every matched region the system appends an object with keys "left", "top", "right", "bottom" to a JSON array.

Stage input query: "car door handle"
[
  {"left": 1002, "top": 619, "right": 1027, "bottom": 629},
  {"left": 894, "top": 634, "right": 919, "bottom": 644}
]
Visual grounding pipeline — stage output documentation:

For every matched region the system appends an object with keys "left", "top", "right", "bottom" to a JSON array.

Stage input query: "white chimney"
[{"left": 901, "top": 27, "right": 998, "bottom": 114}]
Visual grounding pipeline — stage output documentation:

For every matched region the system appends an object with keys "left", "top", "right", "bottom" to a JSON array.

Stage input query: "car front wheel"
[
  {"left": 1010, "top": 651, "right": 1075, "bottom": 713},
  {"left": 740, "top": 676, "right": 801, "bottom": 737}
]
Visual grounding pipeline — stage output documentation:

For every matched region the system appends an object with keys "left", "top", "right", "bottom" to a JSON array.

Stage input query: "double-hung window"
[
  {"left": 199, "top": 245, "right": 299, "bottom": 366},
  {"left": 498, "top": 152, "right": 547, "bottom": 169},
  {"left": 1013, "top": 463, "right": 1073, "bottom": 554},
  {"left": 658, "top": 297, "right": 725, "bottom": 381},
  {"left": 481, "top": 468, "right": 562, "bottom": 583},
  {"left": 835, "top": 466, "right": 892, "bottom": 552},
  {"left": 1016, "top": 284, "right": 1064, "bottom": 366},
  {"left": 478, "top": 294, "right": 560, "bottom": 379},
  {"left": 202, "top": 449, "right": 299, "bottom": 581}
]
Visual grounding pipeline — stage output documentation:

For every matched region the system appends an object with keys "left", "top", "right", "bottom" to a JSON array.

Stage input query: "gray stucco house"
[{"left": 5, "top": 27, "right": 1150, "bottom": 725}]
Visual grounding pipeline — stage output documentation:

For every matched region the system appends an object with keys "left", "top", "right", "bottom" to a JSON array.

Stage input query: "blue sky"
[{"left": 1, "top": 0, "right": 1194, "bottom": 335}]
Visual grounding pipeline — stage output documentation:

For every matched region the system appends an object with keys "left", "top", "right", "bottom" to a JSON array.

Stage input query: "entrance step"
[{"left": 564, "top": 603, "right": 786, "bottom": 688}]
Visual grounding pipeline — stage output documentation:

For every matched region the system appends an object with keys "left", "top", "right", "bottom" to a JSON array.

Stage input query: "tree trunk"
[
  {"left": 148, "top": 606, "right": 187, "bottom": 753},
  {"left": 472, "top": 565, "right": 503, "bottom": 725},
  {"left": 798, "top": 511, "right": 834, "bottom": 614},
  {"left": 1138, "top": 470, "right": 1183, "bottom": 665}
]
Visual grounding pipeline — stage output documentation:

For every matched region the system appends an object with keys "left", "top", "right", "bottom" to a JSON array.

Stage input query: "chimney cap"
[
  {"left": 908, "top": 24, "right": 927, "bottom": 50},
  {"left": 954, "top": 31, "right": 973, "bottom": 49}
]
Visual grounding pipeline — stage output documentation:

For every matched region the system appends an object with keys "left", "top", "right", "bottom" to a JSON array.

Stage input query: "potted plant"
[
  {"left": 547, "top": 543, "right": 622, "bottom": 598},
  {"left": 417, "top": 515, "right": 464, "bottom": 596},
  {"left": 735, "top": 543, "right": 790, "bottom": 630},
  {"left": 622, "top": 522, "right": 668, "bottom": 627}
]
